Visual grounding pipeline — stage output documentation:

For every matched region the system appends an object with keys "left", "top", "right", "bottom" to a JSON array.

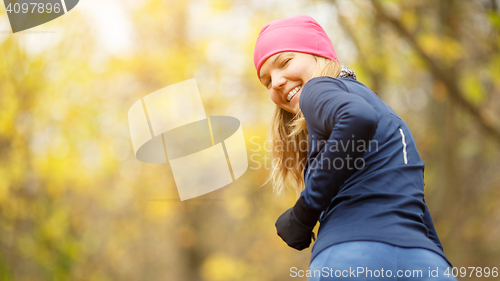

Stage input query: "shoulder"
[
  {"left": 302, "top": 76, "right": 348, "bottom": 94},
  {"left": 299, "top": 77, "right": 354, "bottom": 109}
]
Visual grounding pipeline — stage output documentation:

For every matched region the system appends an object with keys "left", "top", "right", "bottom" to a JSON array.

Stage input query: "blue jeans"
[{"left": 309, "top": 241, "right": 458, "bottom": 280}]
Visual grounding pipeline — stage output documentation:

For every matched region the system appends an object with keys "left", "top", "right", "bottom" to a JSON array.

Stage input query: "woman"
[{"left": 254, "top": 15, "right": 457, "bottom": 280}]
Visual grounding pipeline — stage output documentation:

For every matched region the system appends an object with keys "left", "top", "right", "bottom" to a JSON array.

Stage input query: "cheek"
[
  {"left": 269, "top": 91, "right": 281, "bottom": 105},
  {"left": 309, "top": 64, "right": 317, "bottom": 76},
  {"left": 289, "top": 66, "right": 304, "bottom": 79}
]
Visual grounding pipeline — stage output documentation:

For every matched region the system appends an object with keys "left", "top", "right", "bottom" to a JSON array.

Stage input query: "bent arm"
[{"left": 298, "top": 78, "right": 378, "bottom": 214}]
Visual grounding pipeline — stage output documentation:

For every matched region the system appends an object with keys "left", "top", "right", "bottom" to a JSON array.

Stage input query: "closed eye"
[
  {"left": 266, "top": 79, "right": 272, "bottom": 89},
  {"left": 282, "top": 58, "right": 291, "bottom": 67},
  {"left": 263, "top": 57, "right": 292, "bottom": 89}
]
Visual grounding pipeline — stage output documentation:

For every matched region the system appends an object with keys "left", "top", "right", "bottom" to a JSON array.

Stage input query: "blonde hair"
[{"left": 264, "top": 55, "right": 343, "bottom": 199}]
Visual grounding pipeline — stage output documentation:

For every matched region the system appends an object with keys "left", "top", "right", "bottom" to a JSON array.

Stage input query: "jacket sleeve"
[
  {"left": 423, "top": 198, "right": 444, "bottom": 251},
  {"left": 299, "top": 77, "right": 378, "bottom": 213}
]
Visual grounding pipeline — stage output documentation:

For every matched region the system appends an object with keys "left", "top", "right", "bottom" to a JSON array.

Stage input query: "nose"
[{"left": 271, "top": 74, "right": 286, "bottom": 91}]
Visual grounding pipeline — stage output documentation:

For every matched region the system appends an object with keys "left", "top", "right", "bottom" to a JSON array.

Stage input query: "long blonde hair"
[{"left": 264, "top": 55, "right": 343, "bottom": 199}]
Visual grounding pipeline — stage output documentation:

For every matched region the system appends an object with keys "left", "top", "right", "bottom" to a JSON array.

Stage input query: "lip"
[
  {"left": 289, "top": 87, "right": 301, "bottom": 103},
  {"left": 285, "top": 85, "right": 302, "bottom": 102}
]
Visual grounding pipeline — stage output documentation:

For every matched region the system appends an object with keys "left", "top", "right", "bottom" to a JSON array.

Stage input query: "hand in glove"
[{"left": 275, "top": 196, "right": 322, "bottom": 250}]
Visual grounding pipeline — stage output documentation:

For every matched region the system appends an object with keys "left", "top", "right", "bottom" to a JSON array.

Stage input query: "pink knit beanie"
[{"left": 253, "top": 15, "right": 339, "bottom": 78}]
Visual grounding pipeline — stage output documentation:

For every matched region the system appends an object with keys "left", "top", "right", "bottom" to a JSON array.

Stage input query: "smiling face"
[{"left": 259, "top": 52, "right": 317, "bottom": 115}]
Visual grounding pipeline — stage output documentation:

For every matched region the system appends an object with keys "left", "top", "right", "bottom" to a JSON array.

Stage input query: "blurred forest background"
[{"left": 0, "top": 0, "right": 499, "bottom": 280}]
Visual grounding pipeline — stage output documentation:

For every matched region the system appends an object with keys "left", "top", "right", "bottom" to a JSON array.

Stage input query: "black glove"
[{"left": 275, "top": 196, "right": 322, "bottom": 250}]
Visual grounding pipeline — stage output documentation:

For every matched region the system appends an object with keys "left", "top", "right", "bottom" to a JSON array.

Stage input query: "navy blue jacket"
[{"left": 299, "top": 77, "right": 451, "bottom": 266}]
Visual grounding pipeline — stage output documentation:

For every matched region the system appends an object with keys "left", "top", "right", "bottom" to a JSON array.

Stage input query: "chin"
[{"left": 288, "top": 108, "right": 299, "bottom": 115}]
